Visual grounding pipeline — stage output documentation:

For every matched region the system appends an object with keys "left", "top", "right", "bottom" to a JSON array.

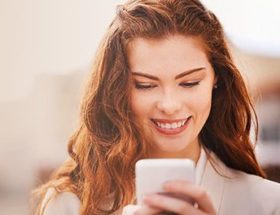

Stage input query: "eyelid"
[
  {"left": 179, "top": 81, "right": 200, "bottom": 88},
  {"left": 134, "top": 81, "right": 156, "bottom": 86},
  {"left": 134, "top": 80, "right": 201, "bottom": 89},
  {"left": 134, "top": 81, "right": 157, "bottom": 89}
]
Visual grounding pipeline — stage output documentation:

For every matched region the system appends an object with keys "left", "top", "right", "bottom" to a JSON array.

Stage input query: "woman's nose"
[{"left": 156, "top": 91, "right": 183, "bottom": 115}]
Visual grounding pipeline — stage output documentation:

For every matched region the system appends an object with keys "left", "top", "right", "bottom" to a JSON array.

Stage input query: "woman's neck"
[{"left": 149, "top": 141, "right": 201, "bottom": 164}]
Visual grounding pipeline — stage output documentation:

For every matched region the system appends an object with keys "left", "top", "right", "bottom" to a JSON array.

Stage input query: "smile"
[{"left": 151, "top": 117, "right": 192, "bottom": 135}]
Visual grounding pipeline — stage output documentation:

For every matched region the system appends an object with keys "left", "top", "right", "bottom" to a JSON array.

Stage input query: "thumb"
[{"left": 122, "top": 204, "right": 140, "bottom": 215}]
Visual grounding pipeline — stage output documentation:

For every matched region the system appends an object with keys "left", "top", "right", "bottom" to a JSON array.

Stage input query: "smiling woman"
[
  {"left": 129, "top": 35, "right": 216, "bottom": 160},
  {"left": 33, "top": 0, "right": 280, "bottom": 215}
]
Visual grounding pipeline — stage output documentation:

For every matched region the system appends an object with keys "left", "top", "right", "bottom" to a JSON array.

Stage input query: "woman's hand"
[
  {"left": 122, "top": 204, "right": 162, "bottom": 215},
  {"left": 122, "top": 180, "right": 216, "bottom": 215},
  {"left": 142, "top": 180, "right": 216, "bottom": 214}
]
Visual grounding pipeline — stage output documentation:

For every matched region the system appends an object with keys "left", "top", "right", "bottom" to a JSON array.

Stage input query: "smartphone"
[{"left": 135, "top": 159, "right": 195, "bottom": 204}]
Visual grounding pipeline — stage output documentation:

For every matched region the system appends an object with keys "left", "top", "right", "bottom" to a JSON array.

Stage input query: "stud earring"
[{"left": 214, "top": 84, "right": 218, "bottom": 89}]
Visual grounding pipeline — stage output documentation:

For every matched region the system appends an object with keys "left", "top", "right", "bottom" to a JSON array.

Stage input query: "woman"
[{"left": 34, "top": 0, "right": 280, "bottom": 214}]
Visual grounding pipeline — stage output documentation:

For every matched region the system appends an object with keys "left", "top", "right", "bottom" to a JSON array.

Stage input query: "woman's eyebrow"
[
  {"left": 175, "top": 67, "right": 206, "bottom": 79},
  {"left": 131, "top": 67, "right": 206, "bottom": 80}
]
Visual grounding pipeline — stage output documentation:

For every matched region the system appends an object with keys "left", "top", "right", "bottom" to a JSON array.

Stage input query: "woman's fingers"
[
  {"left": 143, "top": 194, "right": 203, "bottom": 215},
  {"left": 122, "top": 205, "right": 139, "bottom": 215},
  {"left": 123, "top": 180, "right": 216, "bottom": 215},
  {"left": 122, "top": 204, "right": 162, "bottom": 215},
  {"left": 134, "top": 205, "right": 163, "bottom": 215},
  {"left": 163, "top": 180, "right": 216, "bottom": 214}
]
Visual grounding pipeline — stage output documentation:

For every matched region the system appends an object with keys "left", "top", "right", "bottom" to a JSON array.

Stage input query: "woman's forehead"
[{"left": 127, "top": 34, "right": 211, "bottom": 75}]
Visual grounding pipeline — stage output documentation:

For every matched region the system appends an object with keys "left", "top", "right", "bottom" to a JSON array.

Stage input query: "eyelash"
[
  {"left": 179, "top": 81, "right": 200, "bottom": 88},
  {"left": 135, "top": 83, "right": 156, "bottom": 89},
  {"left": 134, "top": 81, "right": 200, "bottom": 90}
]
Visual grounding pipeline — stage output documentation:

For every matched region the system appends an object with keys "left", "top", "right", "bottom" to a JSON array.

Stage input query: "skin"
[{"left": 125, "top": 34, "right": 217, "bottom": 214}]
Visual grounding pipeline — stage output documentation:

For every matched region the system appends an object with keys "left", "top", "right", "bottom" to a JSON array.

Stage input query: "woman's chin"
[{"left": 150, "top": 143, "right": 192, "bottom": 158}]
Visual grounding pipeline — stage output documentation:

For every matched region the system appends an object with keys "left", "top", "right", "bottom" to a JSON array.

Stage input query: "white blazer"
[
  {"left": 41, "top": 152, "right": 280, "bottom": 215},
  {"left": 201, "top": 152, "right": 280, "bottom": 215}
]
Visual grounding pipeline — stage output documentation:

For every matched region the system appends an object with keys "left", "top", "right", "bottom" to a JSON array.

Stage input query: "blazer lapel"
[{"left": 200, "top": 152, "right": 227, "bottom": 214}]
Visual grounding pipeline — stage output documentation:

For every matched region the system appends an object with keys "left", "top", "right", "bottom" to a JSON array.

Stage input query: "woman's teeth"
[{"left": 155, "top": 120, "right": 187, "bottom": 129}]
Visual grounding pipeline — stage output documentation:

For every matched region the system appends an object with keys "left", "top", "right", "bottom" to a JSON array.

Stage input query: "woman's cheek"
[
  {"left": 188, "top": 89, "right": 213, "bottom": 122},
  {"left": 131, "top": 91, "right": 154, "bottom": 116}
]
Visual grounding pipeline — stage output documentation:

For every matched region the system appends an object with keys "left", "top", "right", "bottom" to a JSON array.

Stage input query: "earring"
[{"left": 214, "top": 84, "right": 218, "bottom": 89}]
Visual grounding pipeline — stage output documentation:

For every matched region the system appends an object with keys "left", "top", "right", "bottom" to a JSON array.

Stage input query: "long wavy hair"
[{"left": 33, "top": 0, "right": 265, "bottom": 214}]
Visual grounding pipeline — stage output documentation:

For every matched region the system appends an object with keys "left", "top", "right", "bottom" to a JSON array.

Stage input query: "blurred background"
[{"left": 0, "top": 0, "right": 279, "bottom": 214}]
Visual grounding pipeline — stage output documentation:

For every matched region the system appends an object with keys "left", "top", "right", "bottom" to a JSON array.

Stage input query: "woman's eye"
[
  {"left": 180, "top": 81, "right": 200, "bottom": 88},
  {"left": 135, "top": 82, "right": 156, "bottom": 89}
]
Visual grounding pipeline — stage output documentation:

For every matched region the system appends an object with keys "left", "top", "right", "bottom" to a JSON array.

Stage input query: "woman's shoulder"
[
  {"left": 222, "top": 160, "right": 280, "bottom": 188},
  {"left": 234, "top": 169, "right": 280, "bottom": 196},
  {"left": 209, "top": 153, "right": 280, "bottom": 213},
  {"left": 226, "top": 169, "right": 280, "bottom": 213},
  {"left": 40, "top": 188, "right": 81, "bottom": 215},
  {"left": 215, "top": 155, "right": 280, "bottom": 196},
  {"left": 209, "top": 151, "right": 280, "bottom": 193}
]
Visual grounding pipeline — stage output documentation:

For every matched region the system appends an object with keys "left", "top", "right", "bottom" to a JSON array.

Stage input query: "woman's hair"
[{"left": 33, "top": 0, "right": 265, "bottom": 214}]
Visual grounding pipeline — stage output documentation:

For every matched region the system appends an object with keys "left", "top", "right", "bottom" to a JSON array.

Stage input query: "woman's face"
[{"left": 128, "top": 34, "right": 216, "bottom": 158}]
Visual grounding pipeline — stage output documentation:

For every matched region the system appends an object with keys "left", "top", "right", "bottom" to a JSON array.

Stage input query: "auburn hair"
[{"left": 33, "top": 0, "right": 265, "bottom": 214}]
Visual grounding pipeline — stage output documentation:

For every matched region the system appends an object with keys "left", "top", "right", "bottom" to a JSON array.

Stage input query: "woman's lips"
[{"left": 151, "top": 117, "right": 192, "bottom": 135}]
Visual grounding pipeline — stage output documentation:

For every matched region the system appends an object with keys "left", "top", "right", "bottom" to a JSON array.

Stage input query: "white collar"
[
  {"left": 195, "top": 146, "right": 207, "bottom": 185},
  {"left": 200, "top": 151, "right": 228, "bottom": 214}
]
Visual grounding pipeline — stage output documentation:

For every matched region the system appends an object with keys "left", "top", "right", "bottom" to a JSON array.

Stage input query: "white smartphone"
[{"left": 135, "top": 159, "right": 195, "bottom": 204}]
